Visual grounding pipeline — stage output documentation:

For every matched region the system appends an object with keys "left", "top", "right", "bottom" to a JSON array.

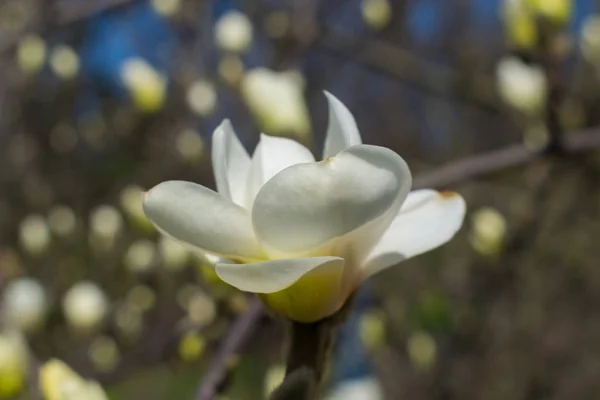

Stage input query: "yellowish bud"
[
  {"left": 40, "top": 359, "right": 108, "bottom": 400},
  {"left": 49, "top": 45, "right": 79, "bottom": 80},
  {"left": 120, "top": 58, "right": 166, "bottom": 113},
  {"left": 17, "top": 35, "right": 46, "bottom": 74},
  {"left": 241, "top": 68, "right": 311, "bottom": 140},
  {"left": 502, "top": 0, "right": 538, "bottom": 49},
  {"left": 19, "top": 214, "right": 51, "bottom": 256},
  {"left": 175, "top": 129, "right": 205, "bottom": 163},
  {"left": 496, "top": 56, "right": 547, "bottom": 115},
  {"left": 186, "top": 80, "right": 217, "bottom": 117},
  {"left": 469, "top": 207, "right": 507, "bottom": 257},
  {"left": 407, "top": 331, "right": 437, "bottom": 371},
  {"left": 361, "top": 0, "right": 392, "bottom": 31},
  {"left": 151, "top": 0, "right": 181, "bottom": 16},
  {"left": 124, "top": 239, "right": 157, "bottom": 273},
  {"left": 0, "top": 331, "right": 28, "bottom": 399},
  {"left": 178, "top": 331, "right": 206, "bottom": 362}
]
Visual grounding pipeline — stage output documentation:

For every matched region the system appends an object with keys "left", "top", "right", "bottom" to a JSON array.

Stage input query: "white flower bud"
[
  {"left": 17, "top": 35, "right": 46, "bottom": 74},
  {"left": 119, "top": 185, "right": 153, "bottom": 232},
  {"left": 48, "top": 205, "right": 77, "bottom": 238},
  {"left": 88, "top": 336, "right": 119, "bottom": 373},
  {"left": 89, "top": 205, "right": 123, "bottom": 252},
  {"left": 62, "top": 282, "right": 108, "bottom": 333},
  {"left": 361, "top": 0, "right": 392, "bottom": 31},
  {"left": 19, "top": 214, "right": 51, "bottom": 256},
  {"left": 124, "top": 239, "right": 157, "bottom": 273},
  {"left": 3, "top": 278, "right": 47, "bottom": 333},
  {"left": 214, "top": 11, "right": 253, "bottom": 53},
  {"left": 49, "top": 45, "right": 79, "bottom": 80},
  {"left": 40, "top": 359, "right": 109, "bottom": 400},
  {"left": 159, "top": 236, "right": 190, "bottom": 270},
  {"left": 241, "top": 68, "right": 311, "bottom": 139},
  {"left": 581, "top": 15, "right": 600, "bottom": 64},
  {"left": 186, "top": 80, "right": 217, "bottom": 117},
  {"left": 0, "top": 331, "right": 28, "bottom": 398},
  {"left": 469, "top": 207, "right": 507, "bottom": 257},
  {"left": 151, "top": 0, "right": 181, "bottom": 16},
  {"left": 496, "top": 57, "right": 547, "bottom": 115},
  {"left": 175, "top": 129, "right": 205, "bottom": 163},
  {"left": 120, "top": 58, "right": 166, "bottom": 112}
]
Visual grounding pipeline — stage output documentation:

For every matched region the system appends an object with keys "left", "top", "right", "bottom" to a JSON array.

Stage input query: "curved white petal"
[
  {"left": 215, "top": 256, "right": 344, "bottom": 293},
  {"left": 252, "top": 145, "right": 411, "bottom": 257},
  {"left": 245, "top": 134, "right": 315, "bottom": 207},
  {"left": 211, "top": 120, "right": 251, "bottom": 206},
  {"left": 322, "top": 92, "right": 362, "bottom": 158},
  {"left": 143, "top": 181, "right": 264, "bottom": 260},
  {"left": 363, "top": 190, "right": 466, "bottom": 278}
]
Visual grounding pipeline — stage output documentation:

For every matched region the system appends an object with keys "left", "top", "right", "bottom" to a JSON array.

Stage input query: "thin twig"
[{"left": 194, "top": 299, "right": 264, "bottom": 400}]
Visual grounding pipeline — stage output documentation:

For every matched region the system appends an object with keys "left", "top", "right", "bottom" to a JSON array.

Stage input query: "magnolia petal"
[
  {"left": 143, "top": 181, "right": 264, "bottom": 260},
  {"left": 363, "top": 190, "right": 466, "bottom": 278},
  {"left": 215, "top": 256, "right": 343, "bottom": 294},
  {"left": 252, "top": 145, "right": 411, "bottom": 256},
  {"left": 245, "top": 134, "right": 315, "bottom": 207},
  {"left": 322, "top": 92, "right": 362, "bottom": 158},
  {"left": 215, "top": 257, "right": 347, "bottom": 322},
  {"left": 211, "top": 120, "right": 251, "bottom": 206}
]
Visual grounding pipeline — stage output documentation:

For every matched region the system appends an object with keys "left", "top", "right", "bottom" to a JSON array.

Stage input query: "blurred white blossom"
[
  {"left": 48, "top": 205, "right": 77, "bottom": 238},
  {"left": 496, "top": 56, "right": 547, "bottom": 115},
  {"left": 17, "top": 35, "right": 46, "bottom": 74},
  {"left": 19, "top": 214, "right": 51, "bottom": 256},
  {"left": 62, "top": 282, "right": 108, "bottom": 333},
  {"left": 186, "top": 80, "right": 217, "bottom": 117},
  {"left": 469, "top": 207, "right": 507, "bottom": 257},
  {"left": 361, "top": 0, "right": 392, "bottom": 30},
  {"left": 0, "top": 331, "right": 28, "bottom": 398},
  {"left": 49, "top": 45, "right": 79, "bottom": 80},
  {"left": 214, "top": 11, "right": 253, "bottom": 53},
  {"left": 2, "top": 277, "right": 47, "bottom": 333},
  {"left": 241, "top": 68, "right": 311, "bottom": 139},
  {"left": 120, "top": 58, "right": 166, "bottom": 112},
  {"left": 40, "top": 359, "right": 108, "bottom": 400}
]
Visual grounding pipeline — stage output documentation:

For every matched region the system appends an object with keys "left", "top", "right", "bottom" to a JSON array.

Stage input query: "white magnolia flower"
[
  {"left": 143, "top": 93, "right": 466, "bottom": 322},
  {"left": 241, "top": 68, "right": 311, "bottom": 139},
  {"left": 496, "top": 56, "right": 547, "bottom": 115}
]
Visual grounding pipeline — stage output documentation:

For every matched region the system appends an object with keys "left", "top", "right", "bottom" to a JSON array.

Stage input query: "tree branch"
[{"left": 194, "top": 299, "right": 264, "bottom": 400}]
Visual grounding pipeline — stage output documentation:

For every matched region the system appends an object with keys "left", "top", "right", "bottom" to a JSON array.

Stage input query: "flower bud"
[
  {"left": 124, "top": 239, "right": 157, "bottom": 273},
  {"left": 151, "top": 0, "right": 181, "bottom": 16},
  {"left": 0, "top": 331, "right": 28, "bottom": 399},
  {"left": 407, "top": 331, "right": 437, "bottom": 371},
  {"left": 48, "top": 205, "right": 77, "bottom": 238},
  {"left": 89, "top": 205, "right": 123, "bottom": 252},
  {"left": 175, "top": 129, "right": 205, "bottom": 164},
  {"left": 241, "top": 68, "right": 311, "bottom": 140},
  {"left": 186, "top": 80, "right": 217, "bottom": 117},
  {"left": 19, "top": 214, "right": 51, "bottom": 256},
  {"left": 496, "top": 56, "right": 547, "bottom": 115},
  {"left": 120, "top": 58, "right": 166, "bottom": 113},
  {"left": 581, "top": 15, "right": 600, "bottom": 64},
  {"left": 119, "top": 185, "right": 154, "bottom": 233},
  {"left": 2, "top": 278, "right": 47, "bottom": 333},
  {"left": 17, "top": 35, "right": 46, "bottom": 74},
  {"left": 214, "top": 11, "right": 253, "bottom": 53},
  {"left": 49, "top": 45, "right": 79, "bottom": 80},
  {"left": 62, "top": 282, "right": 108, "bottom": 333},
  {"left": 361, "top": 0, "right": 392, "bottom": 31},
  {"left": 40, "top": 359, "right": 108, "bottom": 400},
  {"left": 469, "top": 207, "right": 507, "bottom": 257}
]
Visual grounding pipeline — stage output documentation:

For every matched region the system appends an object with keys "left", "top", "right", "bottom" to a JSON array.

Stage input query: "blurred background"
[{"left": 1, "top": 0, "right": 600, "bottom": 399}]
